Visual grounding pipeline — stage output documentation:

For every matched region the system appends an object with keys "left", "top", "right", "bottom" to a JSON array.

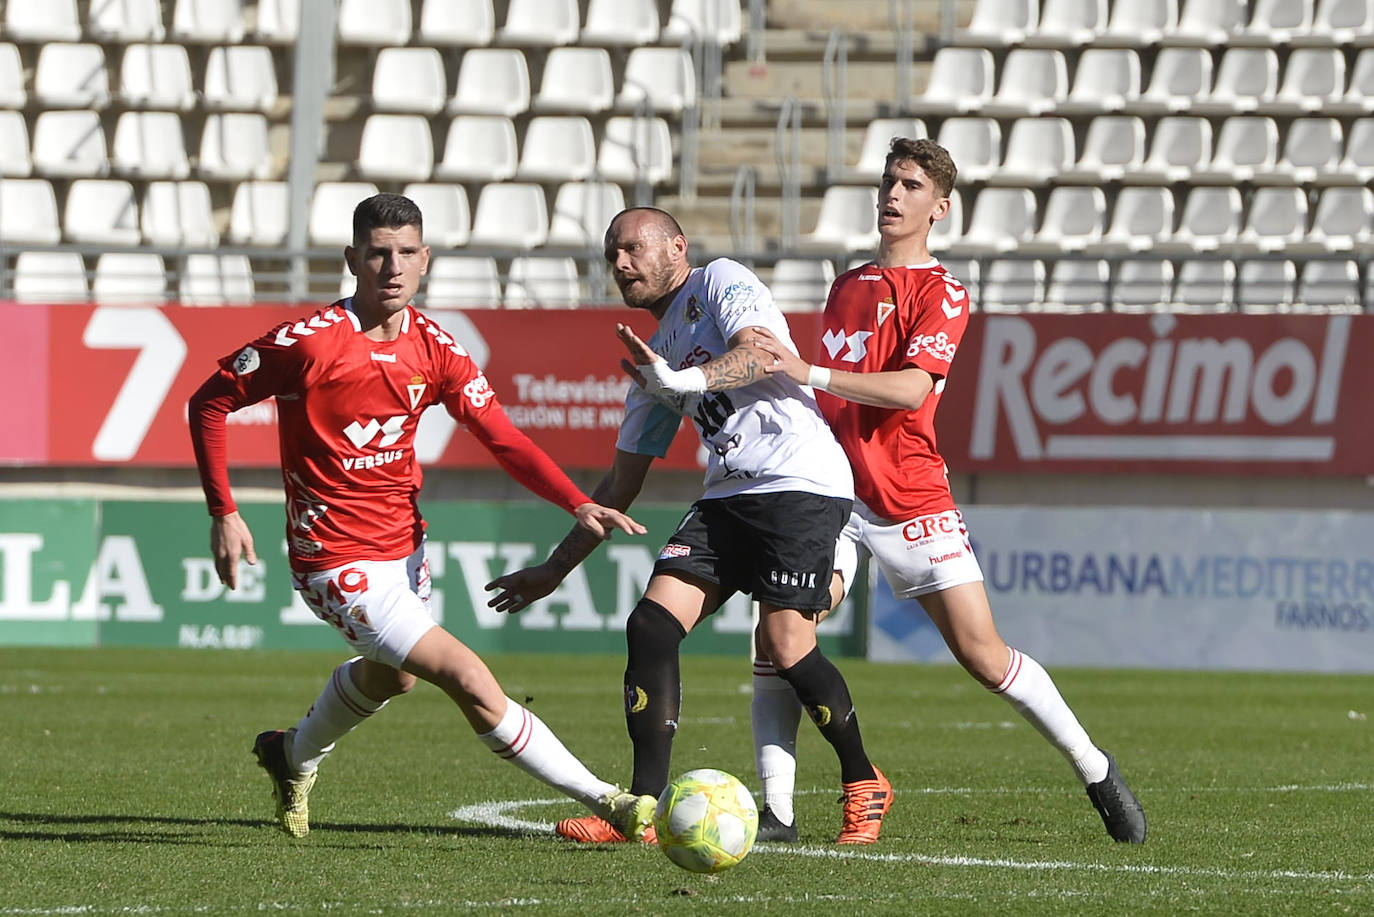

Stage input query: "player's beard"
[{"left": 619, "top": 260, "right": 677, "bottom": 310}]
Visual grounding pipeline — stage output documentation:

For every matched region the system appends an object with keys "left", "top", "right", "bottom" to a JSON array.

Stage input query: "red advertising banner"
[{"left": 936, "top": 313, "right": 1374, "bottom": 475}]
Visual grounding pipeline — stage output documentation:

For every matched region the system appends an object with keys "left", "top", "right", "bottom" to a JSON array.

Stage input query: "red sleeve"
[
  {"left": 901, "top": 274, "right": 969, "bottom": 379},
  {"left": 466, "top": 406, "right": 592, "bottom": 514},
  {"left": 188, "top": 369, "right": 245, "bottom": 516}
]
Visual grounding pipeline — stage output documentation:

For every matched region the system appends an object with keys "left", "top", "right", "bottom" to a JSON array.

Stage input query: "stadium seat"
[
  {"left": 770, "top": 258, "right": 836, "bottom": 312},
  {"left": 179, "top": 254, "right": 255, "bottom": 306},
  {"left": 597, "top": 116, "right": 674, "bottom": 186},
  {"left": 961, "top": 187, "right": 1037, "bottom": 254},
  {"left": 853, "top": 118, "right": 928, "bottom": 178},
  {"left": 228, "top": 180, "right": 288, "bottom": 246},
  {"left": 93, "top": 253, "right": 167, "bottom": 305},
  {"left": 1297, "top": 259, "right": 1362, "bottom": 310},
  {"left": 1332, "top": 50, "right": 1374, "bottom": 115},
  {"left": 1132, "top": 47, "right": 1212, "bottom": 114},
  {"left": 1304, "top": 0, "right": 1374, "bottom": 45},
  {"left": 1237, "top": 259, "right": 1297, "bottom": 312},
  {"left": 1262, "top": 117, "right": 1343, "bottom": 185},
  {"left": 450, "top": 49, "right": 531, "bottom": 117},
  {"left": 504, "top": 256, "right": 581, "bottom": 307},
  {"left": 418, "top": 0, "right": 495, "bottom": 45},
  {"left": 1172, "top": 259, "right": 1236, "bottom": 311},
  {"left": 1195, "top": 48, "right": 1279, "bottom": 115},
  {"left": 31, "top": 110, "right": 108, "bottom": 178},
  {"left": 1336, "top": 118, "right": 1374, "bottom": 182},
  {"left": 171, "top": 0, "right": 245, "bottom": 43},
  {"left": 1194, "top": 116, "right": 1279, "bottom": 183},
  {"left": 980, "top": 259, "right": 1045, "bottom": 312},
  {"left": 1022, "top": 0, "right": 1107, "bottom": 47},
  {"left": 934, "top": 117, "right": 1001, "bottom": 184},
  {"left": 1166, "top": 186, "right": 1242, "bottom": 253},
  {"left": 1059, "top": 48, "right": 1141, "bottom": 115},
  {"left": 989, "top": 117, "right": 1074, "bottom": 185},
  {"left": 4, "top": 0, "right": 81, "bottom": 41},
  {"left": 469, "top": 183, "right": 549, "bottom": 248},
  {"left": 204, "top": 46, "right": 279, "bottom": 112},
  {"left": 392, "top": 184, "right": 468, "bottom": 249},
  {"left": 0, "top": 112, "right": 31, "bottom": 177},
  {"left": 1028, "top": 187, "right": 1106, "bottom": 253},
  {"left": 499, "top": 0, "right": 580, "bottom": 46},
  {"left": 1170, "top": 0, "right": 1247, "bottom": 45},
  {"left": 919, "top": 48, "right": 995, "bottom": 116},
  {"left": 435, "top": 116, "right": 518, "bottom": 182},
  {"left": 582, "top": 0, "right": 660, "bottom": 45},
  {"left": 662, "top": 0, "right": 743, "bottom": 45},
  {"left": 1240, "top": 0, "right": 1314, "bottom": 43},
  {"left": 533, "top": 48, "right": 615, "bottom": 114},
  {"left": 1236, "top": 187, "right": 1308, "bottom": 253},
  {"left": 1044, "top": 259, "right": 1109, "bottom": 312},
  {"left": 954, "top": 0, "right": 1038, "bottom": 47},
  {"left": 199, "top": 112, "right": 274, "bottom": 180},
  {"left": 1137, "top": 116, "right": 1212, "bottom": 184},
  {"left": 309, "top": 182, "right": 380, "bottom": 247},
  {"left": 1102, "top": 0, "right": 1178, "bottom": 45},
  {"left": 0, "top": 44, "right": 23, "bottom": 109},
  {"left": 617, "top": 48, "right": 696, "bottom": 114},
  {"left": 372, "top": 48, "right": 447, "bottom": 115},
  {"left": 547, "top": 180, "right": 626, "bottom": 247},
  {"left": 1112, "top": 258, "right": 1174, "bottom": 312},
  {"left": 357, "top": 114, "right": 434, "bottom": 182},
  {"left": 928, "top": 188, "right": 963, "bottom": 250},
  {"left": 13, "top": 251, "right": 88, "bottom": 303},
  {"left": 1062, "top": 115, "right": 1146, "bottom": 183},
  {"left": 803, "top": 186, "right": 878, "bottom": 252},
  {"left": 337, "top": 0, "right": 410, "bottom": 45},
  {"left": 516, "top": 116, "right": 597, "bottom": 182},
  {"left": 1097, "top": 187, "right": 1175, "bottom": 253},
  {"left": 1272, "top": 49, "right": 1346, "bottom": 115},
  {"left": 424, "top": 256, "right": 502, "bottom": 307},
  {"left": 142, "top": 180, "right": 217, "bottom": 246},
  {"left": 1301, "top": 187, "right": 1374, "bottom": 252},
  {"left": 111, "top": 112, "right": 190, "bottom": 179},
  {"left": 982, "top": 49, "right": 1069, "bottom": 117},
  {"left": 120, "top": 44, "right": 195, "bottom": 110},
  {"left": 63, "top": 179, "right": 140, "bottom": 245},
  {"left": 254, "top": 0, "right": 299, "bottom": 43},
  {"left": 34, "top": 44, "right": 110, "bottom": 110},
  {"left": 87, "top": 0, "right": 166, "bottom": 41},
  {"left": 0, "top": 179, "right": 61, "bottom": 244}
]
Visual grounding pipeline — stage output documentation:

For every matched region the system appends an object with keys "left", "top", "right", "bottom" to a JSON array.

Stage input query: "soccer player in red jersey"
[
  {"left": 750, "top": 138, "right": 1147, "bottom": 844},
  {"left": 187, "top": 193, "right": 656, "bottom": 840}
]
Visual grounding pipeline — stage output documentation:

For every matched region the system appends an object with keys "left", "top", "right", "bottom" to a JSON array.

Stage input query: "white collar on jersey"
[{"left": 341, "top": 297, "right": 412, "bottom": 334}]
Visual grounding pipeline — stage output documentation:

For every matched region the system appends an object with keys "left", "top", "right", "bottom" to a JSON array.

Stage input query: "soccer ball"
[{"left": 653, "top": 768, "right": 758, "bottom": 873}]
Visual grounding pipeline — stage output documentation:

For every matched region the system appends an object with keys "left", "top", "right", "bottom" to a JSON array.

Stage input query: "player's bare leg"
[{"left": 920, "top": 582, "right": 1146, "bottom": 843}]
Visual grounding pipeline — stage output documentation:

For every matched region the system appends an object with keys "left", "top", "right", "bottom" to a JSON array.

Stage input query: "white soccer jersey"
[{"left": 615, "top": 258, "right": 854, "bottom": 501}]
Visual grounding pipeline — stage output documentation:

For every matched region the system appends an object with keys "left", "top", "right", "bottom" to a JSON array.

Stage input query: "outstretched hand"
[
  {"left": 573, "top": 501, "right": 647, "bottom": 539},
  {"left": 750, "top": 326, "right": 810, "bottom": 384},
  {"left": 485, "top": 562, "right": 564, "bottom": 615}
]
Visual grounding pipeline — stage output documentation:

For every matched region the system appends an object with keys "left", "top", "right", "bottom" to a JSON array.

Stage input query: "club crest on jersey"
[
  {"left": 232, "top": 346, "right": 260, "bottom": 375},
  {"left": 685, "top": 295, "right": 703, "bottom": 323},
  {"left": 407, "top": 375, "right": 427, "bottom": 411},
  {"left": 876, "top": 297, "right": 895, "bottom": 327}
]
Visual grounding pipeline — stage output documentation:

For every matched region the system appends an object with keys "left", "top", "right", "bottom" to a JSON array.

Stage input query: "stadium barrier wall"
[
  {"left": 0, "top": 498, "right": 864, "bottom": 657},
  {"left": 870, "top": 505, "right": 1374, "bottom": 674}
]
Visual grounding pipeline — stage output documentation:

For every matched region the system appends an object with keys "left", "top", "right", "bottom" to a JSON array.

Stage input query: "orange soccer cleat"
[
  {"left": 556, "top": 814, "right": 658, "bottom": 844},
  {"left": 836, "top": 766, "right": 893, "bottom": 845}
]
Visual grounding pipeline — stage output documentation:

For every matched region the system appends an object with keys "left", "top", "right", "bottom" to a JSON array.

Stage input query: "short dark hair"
[
  {"left": 884, "top": 138, "right": 957, "bottom": 198},
  {"left": 352, "top": 192, "right": 423, "bottom": 245},
  {"left": 609, "top": 206, "right": 685, "bottom": 239}
]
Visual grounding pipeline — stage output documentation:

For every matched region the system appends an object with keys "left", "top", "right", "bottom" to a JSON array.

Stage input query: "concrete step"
[
  {"left": 765, "top": 0, "right": 963, "bottom": 32},
  {"left": 755, "top": 27, "right": 936, "bottom": 60},
  {"left": 723, "top": 58, "right": 925, "bottom": 102},
  {"left": 656, "top": 193, "right": 825, "bottom": 254}
]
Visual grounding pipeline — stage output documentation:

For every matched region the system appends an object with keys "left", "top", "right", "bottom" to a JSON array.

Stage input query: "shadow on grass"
[{"left": 0, "top": 811, "right": 533, "bottom": 844}]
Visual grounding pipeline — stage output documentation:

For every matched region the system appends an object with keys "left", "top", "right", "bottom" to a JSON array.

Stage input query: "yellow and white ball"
[{"left": 654, "top": 768, "right": 758, "bottom": 873}]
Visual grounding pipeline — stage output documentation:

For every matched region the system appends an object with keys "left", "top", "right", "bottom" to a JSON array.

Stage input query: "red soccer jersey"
[
  {"left": 189, "top": 301, "right": 589, "bottom": 571},
  {"left": 814, "top": 260, "right": 971, "bottom": 522}
]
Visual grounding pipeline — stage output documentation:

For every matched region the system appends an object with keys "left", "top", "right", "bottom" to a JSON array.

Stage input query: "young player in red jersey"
[
  {"left": 750, "top": 138, "right": 1147, "bottom": 844},
  {"left": 188, "top": 193, "right": 656, "bottom": 841}
]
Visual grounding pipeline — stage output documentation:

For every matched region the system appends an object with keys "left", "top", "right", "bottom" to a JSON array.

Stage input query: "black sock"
[
  {"left": 777, "top": 647, "right": 875, "bottom": 784},
  {"left": 624, "top": 597, "right": 687, "bottom": 797}
]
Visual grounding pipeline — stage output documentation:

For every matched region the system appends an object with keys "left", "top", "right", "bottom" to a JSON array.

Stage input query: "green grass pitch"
[{"left": 1, "top": 647, "right": 1370, "bottom": 916}]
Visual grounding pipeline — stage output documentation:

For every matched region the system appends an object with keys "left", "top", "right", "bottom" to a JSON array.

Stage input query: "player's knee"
[{"left": 626, "top": 597, "right": 687, "bottom": 661}]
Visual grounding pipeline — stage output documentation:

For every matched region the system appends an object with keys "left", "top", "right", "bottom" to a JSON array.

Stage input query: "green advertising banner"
[{"left": 0, "top": 498, "right": 865, "bottom": 658}]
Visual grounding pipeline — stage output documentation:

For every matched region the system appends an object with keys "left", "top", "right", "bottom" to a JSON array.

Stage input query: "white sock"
[
  {"left": 992, "top": 647, "right": 1109, "bottom": 785},
  {"left": 289, "top": 657, "right": 387, "bottom": 775},
  {"left": 751, "top": 657, "right": 801, "bottom": 825},
  {"left": 479, "top": 697, "right": 617, "bottom": 811}
]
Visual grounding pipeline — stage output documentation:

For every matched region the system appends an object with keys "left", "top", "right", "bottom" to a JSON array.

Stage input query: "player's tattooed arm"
[{"left": 697, "top": 342, "right": 771, "bottom": 390}]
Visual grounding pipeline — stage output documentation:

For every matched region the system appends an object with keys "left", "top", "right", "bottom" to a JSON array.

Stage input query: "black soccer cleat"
[
  {"left": 1085, "top": 752, "right": 1146, "bottom": 843},
  {"left": 755, "top": 806, "right": 799, "bottom": 843}
]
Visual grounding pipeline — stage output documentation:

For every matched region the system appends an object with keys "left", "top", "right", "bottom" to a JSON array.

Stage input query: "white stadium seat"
[
  {"left": 1195, "top": 48, "right": 1279, "bottom": 115},
  {"left": 1044, "top": 259, "right": 1109, "bottom": 312},
  {"left": 470, "top": 183, "right": 549, "bottom": 249},
  {"left": 961, "top": 187, "right": 1038, "bottom": 254},
  {"left": 13, "top": 252, "right": 88, "bottom": 303},
  {"left": 171, "top": 0, "right": 245, "bottom": 43},
  {"left": 450, "top": 50, "right": 530, "bottom": 116},
  {"left": 111, "top": 111, "right": 190, "bottom": 179},
  {"left": 597, "top": 116, "right": 674, "bottom": 185},
  {"left": 1334, "top": 50, "right": 1374, "bottom": 116},
  {"left": 1304, "top": 0, "right": 1374, "bottom": 45},
  {"left": 0, "top": 179, "right": 61, "bottom": 244},
  {"left": 1171, "top": 0, "right": 1247, "bottom": 45},
  {"left": 1113, "top": 259, "right": 1173, "bottom": 312},
  {"left": 1273, "top": 49, "right": 1346, "bottom": 115},
  {"left": 928, "top": 188, "right": 963, "bottom": 251},
  {"left": 1132, "top": 48, "right": 1212, "bottom": 114},
  {"left": 516, "top": 116, "right": 597, "bottom": 182},
  {"left": 1242, "top": 0, "right": 1314, "bottom": 43},
  {"left": 199, "top": 112, "right": 274, "bottom": 180},
  {"left": 1060, "top": 48, "right": 1141, "bottom": 116},
  {"left": 0, "top": 111, "right": 32, "bottom": 177},
  {"left": 1023, "top": 0, "right": 1107, "bottom": 46},
  {"left": 770, "top": 258, "right": 836, "bottom": 312},
  {"left": 4, "top": 0, "right": 82, "bottom": 41},
  {"left": 1138, "top": 116, "right": 1212, "bottom": 184},
  {"left": 1099, "top": 187, "right": 1175, "bottom": 253},
  {"left": 204, "top": 46, "right": 279, "bottom": 112},
  {"left": 804, "top": 186, "right": 878, "bottom": 252},
  {"left": 955, "top": 0, "right": 1038, "bottom": 47},
  {"left": 980, "top": 259, "right": 1045, "bottom": 312},
  {"left": 982, "top": 49, "right": 1069, "bottom": 117},
  {"left": 919, "top": 48, "right": 995, "bottom": 115},
  {"left": 935, "top": 117, "right": 1001, "bottom": 184},
  {"left": 435, "top": 116, "right": 519, "bottom": 182},
  {"left": 663, "top": 0, "right": 743, "bottom": 44},
  {"left": 1264, "top": 117, "right": 1343, "bottom": 185},
  {"left": 618, "top": 48, "right": 696, "bottom": 114},
  {"left": 34, "top": 44, "right": 110, "bottom": 109},
  {"left": 853, "top": 118, "right": 928, "bottom": 178},
  {"left": 533, "top": 48, "right": 615, "bottom": 114},
  {"left": 1195, "top": 116, "right": 1279, "bottom": 183},
  {"left": 310, "top": 182, "right": 380, "bottom": 247},
  {"left": 32, "top": 110, "right": 108, "bottom": 178},
  {"left": 1338, "top": 118, "right": 1374, "bottom": 182},
  {"left": 1297, "top": 260, "right": 1361, "bottom": 310},
  {"left": 990, "top": 117, "right": 1074, "bottom": 185},
  {"left": 228, "top": 180, "right": 288, "bottom": 246},
  {"left": 547, "top": 181, "right": 626, "bottom": 247},
  {"left": 424, "top": 256, "right": 502, "bottom": 307},
  {"left": 180, "top": 254, "right": 255, "bottom": 306},
  {"left": 1237, "top": 259, "right": 1297, "bottom": 313},
  {"left": 504, "top": 256, "right": 581, "bottom": 307},
  {"left": 93, "top": 253, "right": 167, "bottom": 305},
  {"left": 1303, "top": 187, "right": 1374, "bottom": 252},
  {"left": 499, "top": 0, "right": 580, "bottom": 46},
  {"left": 255, "top": 0, "right": 299, "bottom": 43},
  {"left": 372, "top": 48, "right": 447, "bottom": 115},
  {"left": 0, "top": 44, "right": 23, "bottom": 109},
  {"left": 356, "top": 114, "right": 434, "bottom": 182},
  {"left": 1031, "top": 187, "right": 1106, "bottom": 253},
  {"left": 63, "top": 179, "right": 140, "bottom": 246},
  {"left": 1236, "top": 187, "right": 1308, "bottom": 253},
  {"left": 1063, "top": 115, "right": 1146, "bottom": 183},
  {"left": 337, "top": 0, "right": 410, "bottom": 45},
  {"left": 1166, "top": 186, "right": 1243, "bottom": 253},
  {"left": 1102, "top": 0, "right": 1178, "bottom": 45},
  {"left": 1172, "top": 259, "right": 1236, "bottom": 312},
  {"left": 419, "top": 0, "right": 496, "bottom": 45},
  {"left": 88, "top": 0, "right": 166, "bottom": 41},
  {"left": 401, "top": 183, "right": 471, "bottom": 248},
  {"left": 582, "top": 0, "right": 660, "bottom": 45},
  {"left": 120, "top": 44, "right": 196, "bottom": 110},
  {"left": 141, "top": 180, "right": 218, "bottom": 247}
]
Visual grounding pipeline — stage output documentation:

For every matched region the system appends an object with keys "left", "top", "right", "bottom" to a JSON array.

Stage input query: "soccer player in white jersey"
[
  {"left": 486, "top": 207, "right": 893, "bottom": 845},
  {"left": 750, "top": 138, "right": 1147, "bottom": 843},
  {"left": 187, "top": 193, "right": 657, "bottom": 841}
]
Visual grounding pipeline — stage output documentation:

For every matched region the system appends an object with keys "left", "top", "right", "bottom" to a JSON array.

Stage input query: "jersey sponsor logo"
[
  {"left": 341, "top": 449, "right": 406, "bottom": 471},
  {"left": 907, "top": 330, "right": 958, "bottom": 364},
  {"left": 721, "top": 281, "right": 755, "bottom": 303},
  {"left": 822, "top": 327, "right": 874, "bottom": 363},
  {"left": 929, "top": 550, "right": 964, "bottom": 564},
  {"left": 273, "top": 308, "right": 345, "bottom": 346},
  {"left": 659, "top": 543, "right": 691, "bottom": 559},
  {"left": 343, "top": 415, "right": 407, "bottom": 449},
  {"left": 232, "top": 346, "right": 260, "bottom": 375},
  {"left": 463, "top": 372, "right": 494, "bottom": 408},
  {"left": 768, "top": 569, "right": 817, "bottom": 588},
  {"left": 902, "top": 512, "right": 960, "bottom": 543},
  {"left": 877, "top": 298, "right": 895, "bottom": 327},
  {"left": 858, "top": 273, "right": 883, "bottom": 281},
  {"left": 370, "top": 352, "right": 396, "bottom": 363}
]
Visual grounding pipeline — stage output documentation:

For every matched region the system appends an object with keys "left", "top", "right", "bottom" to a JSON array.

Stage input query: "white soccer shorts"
[
  {"left": 290, "top": 542, "right": 436, "bottom": 668},
  {"left": 834, "top": 502, "right": 985, "bottom": 601}
]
